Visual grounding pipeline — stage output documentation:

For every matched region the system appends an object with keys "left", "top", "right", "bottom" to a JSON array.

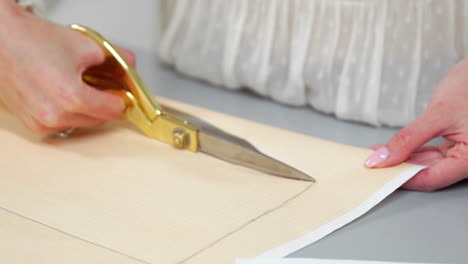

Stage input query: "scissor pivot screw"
[{"left": 172, "top": 129, "right": 188, "bottom": 149}]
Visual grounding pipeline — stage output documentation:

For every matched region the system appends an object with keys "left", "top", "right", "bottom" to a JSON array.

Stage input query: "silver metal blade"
[{"left": 163, "top": 105, "right": 315, "bottom": 182}]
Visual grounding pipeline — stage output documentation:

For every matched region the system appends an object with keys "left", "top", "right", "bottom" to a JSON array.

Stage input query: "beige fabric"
[
  {"left": 0, "top": 209, "right": 141, "bottom": 263},
  {"left": 0, "top": 98, "right": 415, "bottom": 264}
]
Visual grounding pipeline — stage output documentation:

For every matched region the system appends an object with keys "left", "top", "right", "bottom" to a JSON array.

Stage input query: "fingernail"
[{"left": 365, "top": 147, "right": 390, "bottom": 168}]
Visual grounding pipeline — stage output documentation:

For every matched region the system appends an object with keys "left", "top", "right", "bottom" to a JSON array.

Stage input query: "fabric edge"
[
  {"left": 256, "top": 165, "right": 426, "bottom": 258},
  {"left": 236, "top": 257, "right": 436, "bottom": 264}
]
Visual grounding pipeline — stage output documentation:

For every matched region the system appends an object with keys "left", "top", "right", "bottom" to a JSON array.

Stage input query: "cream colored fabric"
[
  {"left": 0, "top": 209, "right": 142, "bottom": 263},
  {"left": 0, "top": 98, "right": 418, "bottom": 264},
  {"left": 159, "top": 0, "right": 467, "bottom": 127}
]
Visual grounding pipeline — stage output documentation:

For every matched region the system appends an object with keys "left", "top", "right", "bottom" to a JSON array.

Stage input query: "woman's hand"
[
  {"left": 0, "top": 1, "right": 135, "bottom": 133},
  {"left": 365, "top": 58, "right": 468, "bottom": 192}
]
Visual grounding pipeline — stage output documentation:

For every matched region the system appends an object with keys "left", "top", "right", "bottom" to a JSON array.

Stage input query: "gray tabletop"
[{"left": 48, "top": 1, "right": 468, "bottom": 263}]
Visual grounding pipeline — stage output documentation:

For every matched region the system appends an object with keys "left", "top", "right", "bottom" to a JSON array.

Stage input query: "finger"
[
  {"left": 49, "top": 113, "right": 105, "bottom": 129},
  {"left": 24, "top": 117, "right": 57, "bottom": 134},
  {"left": 28, "top": 111, "right": 105, "bottom": 133},
  {"left": 412, "top": 146, "right": 440, "bottom": 153},
  {"left": 70, "top": 83, "right": 125, "bottom": 120},
  {"left": 365, "top": 111, "right": 446, "bottom": 168},
  {"left": 71, "top": 27, "right": 135, "bottom": 69},
  {"left": 406, "top": 147, "right": 444, "bottom": 166},
  {"left": 402, "top": 157, "right": 468, "bottom": 192},
  {"left": 369, "top": 145, "right": 444, "bottom": 166},
  {"left": 68, "top": 114, "right": 105, "bottom": 128},
  {"left": 117, "top": 47, "right": 136, "bottom": 68},
  {"left": 71, "top": 29, "right": 106, "bottom": 69},
  {"left": 439, "top": 139, "right": 456, "bottom": 156},
  {"left": 369, "top": 144, "right": 384, "bottom": 151},
  {"left": 20, "top": 112, "right": 63, "bottom": 134},
  {"left": 30, "top": 125, "right": 58, "bottom": 134}
]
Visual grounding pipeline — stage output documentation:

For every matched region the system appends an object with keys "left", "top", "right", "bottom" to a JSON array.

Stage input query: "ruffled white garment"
[{"left": 159, "top": 0, "right": 467, "bottom": 127}]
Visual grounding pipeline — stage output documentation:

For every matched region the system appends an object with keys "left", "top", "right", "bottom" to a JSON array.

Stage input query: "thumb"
[
  {"left": 365, "top": 111, "right": 445, "bottom": 168},
  {"left": 116, "top": 47, "right": 136, "bottom": 68},
  {"left": 402, "top": 157, "right": 468, "bottom": 192}
]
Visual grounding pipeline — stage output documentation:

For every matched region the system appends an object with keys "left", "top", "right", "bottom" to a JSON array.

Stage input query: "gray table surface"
[{"left": 47, "top": 1, "right": 468, "bottom": 263}]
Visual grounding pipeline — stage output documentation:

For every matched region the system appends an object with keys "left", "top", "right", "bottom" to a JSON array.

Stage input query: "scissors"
[{"left": 70, "top": 24, "right": 315, "bottom": 182}]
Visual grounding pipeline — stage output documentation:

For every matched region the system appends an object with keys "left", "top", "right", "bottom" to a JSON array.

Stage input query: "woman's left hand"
[{"left": 364, "top": 58, "right": 468, "bottom": 192}]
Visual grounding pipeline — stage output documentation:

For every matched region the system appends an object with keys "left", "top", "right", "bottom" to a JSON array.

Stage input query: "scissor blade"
[
  {"left": 162, "top": 105, "right": 315, "bottom": 182},
  {"left": 198, "top": 130, "right": 315, "bottom": 182}
]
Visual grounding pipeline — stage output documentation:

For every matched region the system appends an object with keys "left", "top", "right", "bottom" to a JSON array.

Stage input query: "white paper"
[
  {"left": 236, "top": 258, "right": 436, "bottom": 264},
  {"left": 237, "top": 166, "right": 426, "bottom": 264},
  {"left": 259, "top": 166, "right": 425, "bottom": 258}
]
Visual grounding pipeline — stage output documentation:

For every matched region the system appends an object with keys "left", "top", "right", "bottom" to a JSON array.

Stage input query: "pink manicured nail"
[{"left": 365, "top": 147, "right": 390, "bottom": 168}]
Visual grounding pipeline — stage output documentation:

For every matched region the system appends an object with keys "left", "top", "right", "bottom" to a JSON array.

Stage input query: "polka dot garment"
[{"left": 159, "top": 0, "right": 467, "bottom": 127}]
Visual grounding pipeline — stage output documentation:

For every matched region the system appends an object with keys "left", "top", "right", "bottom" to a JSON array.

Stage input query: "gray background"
[{"left": 47, "top": 1, "right": 467, "bottom": 263}]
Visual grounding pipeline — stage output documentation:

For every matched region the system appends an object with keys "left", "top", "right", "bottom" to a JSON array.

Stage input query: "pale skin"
[
  {"left": 365, "top": 58, "right": 468, "bottom": 192},
  {"left": 1, "top": 1, "right": 467, "bottom": 191},
  {"left": 0, "top": 0, "right": 134, "bottom": 133}
]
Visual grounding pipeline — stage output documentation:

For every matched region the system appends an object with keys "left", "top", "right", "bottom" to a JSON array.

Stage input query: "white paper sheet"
[
  {"left": 236, "top": 258, "right": 436, "bottom": 264},
  {"left": 237, "top": 166, "right": 426, "bottom": 264},
  {"left": 259, "top": 166, "right": 425, "bottom": 258}
]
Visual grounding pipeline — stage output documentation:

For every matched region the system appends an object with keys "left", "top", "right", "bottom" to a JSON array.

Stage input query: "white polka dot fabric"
[{"left": 159, "top": 0, "right": 467, "bottom": 127}]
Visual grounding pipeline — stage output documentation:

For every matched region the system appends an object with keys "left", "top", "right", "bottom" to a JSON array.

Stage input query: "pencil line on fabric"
[
  {"left": 177, "top": 183, "right": 315, "bottom": 264},
  {"left": 0, "top": 182, "right": 313, "bottom": 264},
  {"left": 0, "top": 206, "right": 152, "bottom": 264}
]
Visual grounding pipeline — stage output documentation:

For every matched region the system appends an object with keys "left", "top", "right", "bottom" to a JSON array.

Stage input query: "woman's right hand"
[{"left": 0, "top": 1, "right": 135, "bottom": 133}]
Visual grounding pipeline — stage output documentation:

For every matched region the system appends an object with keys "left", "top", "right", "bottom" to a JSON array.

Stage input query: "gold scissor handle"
[{"left": 70, "top": 24, "right": 198, "bottom": 151}]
